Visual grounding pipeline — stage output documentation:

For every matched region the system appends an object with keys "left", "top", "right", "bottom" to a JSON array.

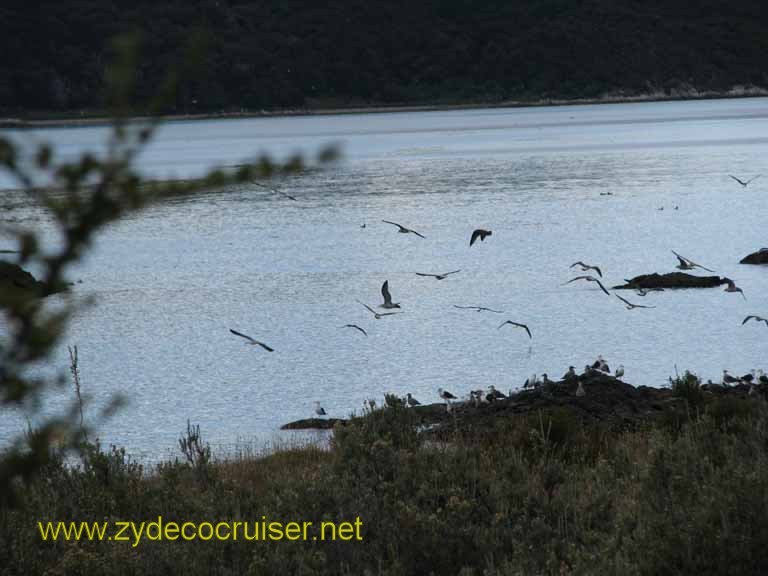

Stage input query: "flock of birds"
[{"left": 225, "top": 173, "right": 765, "bottom": 419}]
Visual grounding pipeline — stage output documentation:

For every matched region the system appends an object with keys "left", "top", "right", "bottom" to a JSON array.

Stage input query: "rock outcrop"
[
  {"left": 740, "top": 249, "right": 768, "bottom": 265},
  {"left": 612, "top": 272, "right": 728, "bottom": 290}
]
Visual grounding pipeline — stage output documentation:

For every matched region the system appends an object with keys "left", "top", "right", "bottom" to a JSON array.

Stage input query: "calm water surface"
[{"left": 1, "top": 98, "right": 767, "bottom": 461}]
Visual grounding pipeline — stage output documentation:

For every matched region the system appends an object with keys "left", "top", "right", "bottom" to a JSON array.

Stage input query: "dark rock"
[
  {"left": 613, "top": 272, "right": 728, "bottom": 290},
  {"left": 0, "top": 261, "right": 67, "bottom": 305},
  {"left": 280, "top": 417, "right": 347, "bottom": 430},
  {"left": 740, "top": 249, "right": 768, "bottom": 265}
]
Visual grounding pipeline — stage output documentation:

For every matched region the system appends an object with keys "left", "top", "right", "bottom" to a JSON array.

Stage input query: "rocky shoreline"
[{"left": 282, "top": 372, "right": 765, "bottom": 432}]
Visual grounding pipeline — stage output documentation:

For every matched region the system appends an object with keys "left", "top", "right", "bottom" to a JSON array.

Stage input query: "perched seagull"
[
  {"left": 615, "top": 294, "right": 656, "bottom": 310},
  {"left": 314, "top": 401, "right": 327, "bottom": 416},
  {"left": 486, "top": 385, "right": 507, "bottom": 402},
  {"left": 615, "top": 365, "right": 625, "bottom": 379},
  {"left": 469, "top": 229, "right": 493, "bottom": 246},
  {"left": 453, "top": 305, "right": 504, "bottom": 313},
  {"left": 382, "top": 220, "right": 425, "bottom": 238},
  {"left": 592, "top": 356, "right": 610, "bottom": 373},
  {"left": 341, "top": 324, "right": 368, "bottom": 336},
  {"left": 563, "top": 275, "right": 610, "bottom": 296},
  {"left": 380, "top": 280, "right": 401, "bottom": 309},
  {"left": 357, "top": 300, "right": 402, "bottom": 319},
  {"left": 575, "top": 382, "right": 586, "bottom": 397},
  {"left": 252, "top": 181, "right": 297, "bottom": 201},
  {"left": 729, "top": 174, "right": 761, "bottom": 187},
  {"left": 570, "top": 261, "right": 603, "bottom": 278},
  {"left": 741, "top": 370, "right": 756, "bottom": 383},
  {"left": 743, "top": 315, "right": 768, "bottom": 328},
  {"left": 415, "top": 270, "right": 461, "bottom": 280},
  {"left": 541, "top": 374, "right": 552, "bottom": 385},
  {"left": 722, "top": 370, "right": 740, "bottom": 385},
  {"left": 524, "top": 374, "right": 538, "bottom": 389},
  {"left": 406, "top": 393, "right": 421, "bottom": 407},
  {"left": 229, "top": 329, "right": 274, "bottom": 352},
  {"left": 438, "top": 387, "right": 457, "bottom": 402},
  {"left": 759, "top": 370, "right": 768, "bottom": 385},
  {"left": 724, "top": 279, "right": 746, "bottom": 300},
  {"left": 562, "top": 366, "right": 578, "bottom": 381},
  {"left": 498, "top": 320, "right": 532, "bottom": 339},
  {"left": 671, "top": 250, "right": 715, "bottom": 273}
]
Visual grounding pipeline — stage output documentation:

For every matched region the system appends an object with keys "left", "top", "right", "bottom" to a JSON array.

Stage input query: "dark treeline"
[{"left": 0, "top": 0, "right": 766, "bottom": 115}]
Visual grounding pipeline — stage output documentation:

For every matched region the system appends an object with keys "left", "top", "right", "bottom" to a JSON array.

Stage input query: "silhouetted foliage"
[{"left": 0, "top": 0, "right": 766, "bottom": 115}]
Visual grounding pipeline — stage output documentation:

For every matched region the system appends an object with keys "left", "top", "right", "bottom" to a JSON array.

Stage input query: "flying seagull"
[
  {"left": 229, "top": 329, "right": 274, "bottom": 351},
  {"left": 341, "top": 324, "right": 368, "bottom": 336},
  {"left": 415, "top": 270, "right": 461, "bottom": 280},
  {"left": 635, "top": 287, "right": 665, "bottom": 296},
  {"left": 570, "top": 261, "right": 603, "bottom": 278},
  {"left": 470, "top": 229, "right": 492, "bottom": 246},
  {"left": 742, "top": 315, "right": 768, "bottom": 327},
  {"left": 453, "top": 305, "right": 504, "bottom": 313},
  {"left": 671, "top": 250, "right": 714, "bottom": 273},
  {"left": 498, "top": 320, "right": 532, "bottom": 339},
  {"left": 357, "top": 300, "right": 402, "bottom": 319},
  {"left": 615, "top": 294, "right": 656, "bottom": 310},
  {"left": 382, "top": 220, "right": 426, "bottom": 238},
  {"left": 380, "top": 280, "right": 401, "bottom": 309},
  {"left": 563, "top": 275, "right": 610, "bottom": 296},
  {"left": 724, "top": 279, "right": 746, "bottom": 300},
  {"left": 252, "top": 181, "right": 297, "bottom": 201},
  {"left": 729, "top": 174, "right": 761, "bottom": 187}
]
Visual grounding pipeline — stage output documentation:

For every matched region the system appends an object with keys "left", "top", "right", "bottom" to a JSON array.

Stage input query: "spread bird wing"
[
  {"left": 230, "top": 328, "right": 255, "bottom": 343},
  {"left": 729, "top": 175, "right": 747, "bottom": 185},
  {"left": 747, "top": 174, "right": 762, "bottom": 185},
  {"left": 382, "top": 220, "right": 404, "bottom": 230},
  {"left": 356, "top": 300, "right": 377, "bottom": 315},
  {"left": 415, "top": 272, "right": 436, "bottom": 278},
  {"left": 470, "top": 230, "right": 482, "bottom": 246},
  {"left": 344, "top": 324, "right": 368, "bottom": 336},
  {"left": 381, "top": 280, "right": 393, "bottom": 305},
  {"left": 443, "top": 270, "right": 461, "bottom": 276}
]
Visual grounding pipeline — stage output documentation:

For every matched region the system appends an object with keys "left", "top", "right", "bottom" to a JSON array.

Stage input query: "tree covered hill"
[{"left": 0, "top": 0, "right": 766, "bottom": 115}]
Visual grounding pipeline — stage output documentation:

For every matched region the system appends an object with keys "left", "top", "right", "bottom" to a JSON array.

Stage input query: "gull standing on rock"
[
  {"left": 406, "top": 393, "right": 421, "bottom": 407},
  {"left": 438, "top": 387, "right": 457, "bottom": 403},
  {"left": 562, "top": 366, "right": 578, "bottom": 381},
  {"left": 722, "top": 370, "right": 740, "bottom": 385},
  {"left": 314, "top": 401, "right": 327, "bottom": 417},
  {"left": 615, "top": 365, "right": 625, "bottom": 379}
]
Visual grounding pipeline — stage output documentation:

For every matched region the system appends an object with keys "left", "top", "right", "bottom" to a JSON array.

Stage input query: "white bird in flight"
[
  {"left": 382, "top": 220, "right": 426, "bottom": 238},
  {"left": 415, "top": 270, "right": 461, "bottom": 280},
  {"left": 671, "top": 250, "right": 714, "bottom": 273},
  {"left": 380, "top": 280, "right": 401, "bottom": 309},
  {"left": 498, "top": 320, "right": 532, "bottom": 339},
  {"left": 229, "top": 329, "right": 274, "bottom": 351},
  {"left": 570, "top": 261, "right": 603, "bottom": 278},
  {"left": 563, "top": 275, "right": 610, "bottom": 296},
  {"left": 615, "top": 294, "right": 656, "bottom": 310},
  {"left": 357, "top": 300, "right": 402, "bottom": 319}
]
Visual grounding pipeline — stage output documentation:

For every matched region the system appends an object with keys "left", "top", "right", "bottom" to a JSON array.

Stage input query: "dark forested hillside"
[{"left": 0, "top": 0, "right": 766, "bottom": 115}]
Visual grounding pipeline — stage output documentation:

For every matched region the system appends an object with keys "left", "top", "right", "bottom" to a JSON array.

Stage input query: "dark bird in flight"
[
  {"left": 357, "top": 300, "right": 402, "bottom": 319},
  {"left": 671, "top": 250, "right": 714, "bottom": 273},
  {"left": 470, "top": 229, "right": 492, "bottom": 246},
  {"left": 635, "top": 287, "right": 665, "bottom": 296},
  {"left": 415, "top": 270, "right": 461, "bottom": 280},
  {"left": 341, "top": 324, "right": 368, "bottom": 336},
  {"left": 729, "top": 174, "right": 761, "bottom": 187},
  {"left": 229, "top": 329, "right": 274, "bottom": 351},
  {"left": 615, "top": 294, "right": 656, "bottom": 310},
  {"left": 380, "top": 280, "right": 400, "bottom": 309},
  {"left": 382, "top": 220, "right": 425, "bottom": 238},
  {"left": 563, "top": 275, "right": 610, "bottom": 296},
  {"left": 252, "top": 181, "right": 297, "bottom": 201},
  {"left": 453, "top": 305, "right": 504, "bottom": 313},
  {"left": 724, "top": 279, "right": 746, "bottom": 300},
  {"left": 742, "top": 315, "right": 768, "bottom": 327},
  {"left": 498, "top": 320, "right": 532, "bottom": 339},
  {"left": 570, "top": 261, "right": 603, "bottom": 277}
]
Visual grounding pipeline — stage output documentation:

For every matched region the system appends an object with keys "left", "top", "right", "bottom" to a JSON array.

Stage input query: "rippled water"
[{"left": 2, "top": 98, "right": 767, "bottom": 461}]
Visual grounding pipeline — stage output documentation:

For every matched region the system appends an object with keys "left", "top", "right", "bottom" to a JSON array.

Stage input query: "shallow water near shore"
[{"left": 2, "top": 97, "right": 768, "bottom": 462}]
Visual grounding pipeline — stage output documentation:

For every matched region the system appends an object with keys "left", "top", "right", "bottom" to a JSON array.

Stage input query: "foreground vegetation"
[
  {"left": 1, "top": 0, "right": 766, "bottom": 115},
  {"left": 2, "top": 388, "right": 768, "bottom": 575}
]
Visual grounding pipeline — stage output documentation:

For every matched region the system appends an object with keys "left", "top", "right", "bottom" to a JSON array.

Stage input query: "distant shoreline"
[{"left": 2, "top": 88, "right": 766, "bottom": 129}]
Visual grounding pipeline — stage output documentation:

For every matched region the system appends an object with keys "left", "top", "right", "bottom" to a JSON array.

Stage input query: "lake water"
[{"left": 2, "top": 98, "right": 767, "bottom": 462}]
